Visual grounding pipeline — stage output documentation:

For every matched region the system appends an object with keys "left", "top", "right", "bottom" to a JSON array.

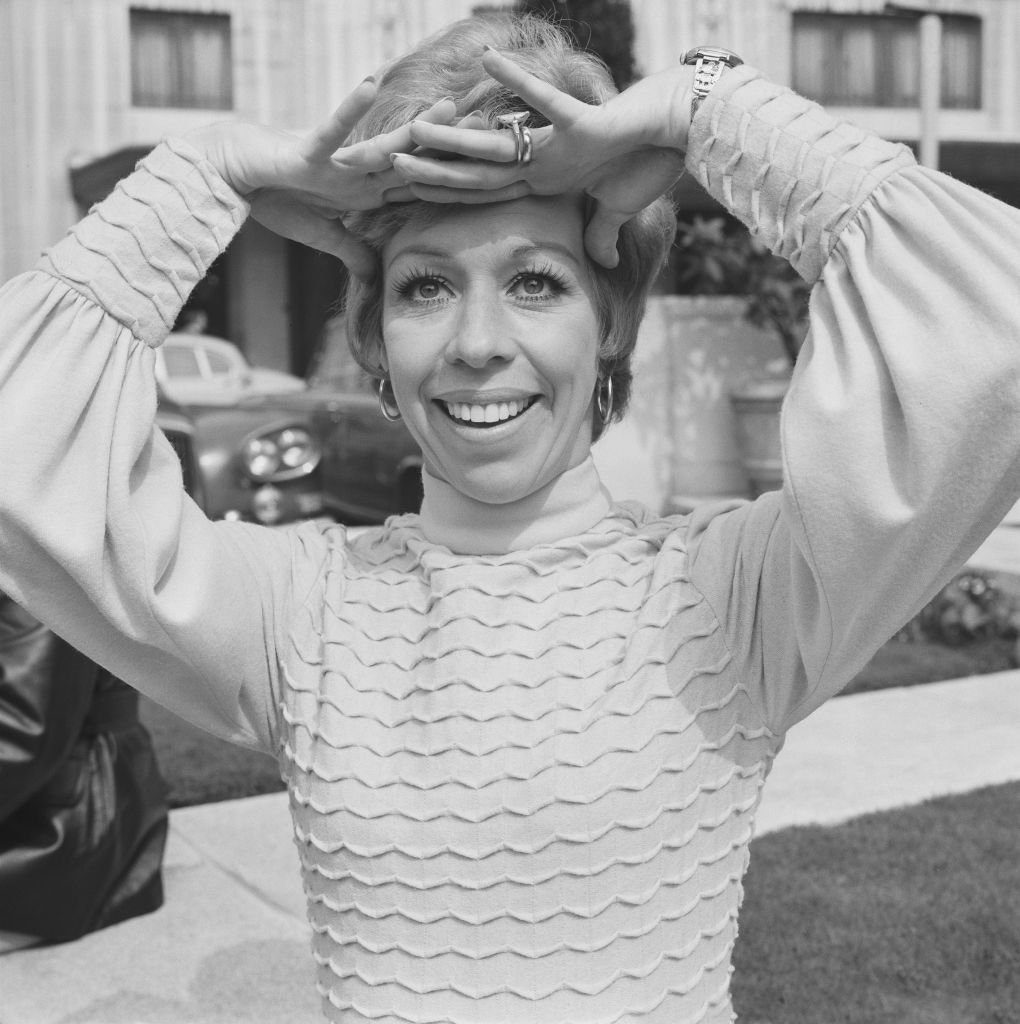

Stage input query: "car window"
[
  {"left": 204, "top": 349, "right": 234, "bottom": 376},
  {"left": 163, "top": 347, "right": 202, "bottom": 379}
]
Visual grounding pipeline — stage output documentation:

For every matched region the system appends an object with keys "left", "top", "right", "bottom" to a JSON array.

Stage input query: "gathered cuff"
[
  {"left": 684, "top": 65, "right": 916, "bottom": 282},
  {"left": 37, "top": 138, "right": 249, "bottom": 348}
]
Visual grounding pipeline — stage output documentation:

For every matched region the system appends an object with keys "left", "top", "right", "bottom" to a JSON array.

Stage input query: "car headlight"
[{"left": 242, "top": 425, "right": 321, "bottom": 482}]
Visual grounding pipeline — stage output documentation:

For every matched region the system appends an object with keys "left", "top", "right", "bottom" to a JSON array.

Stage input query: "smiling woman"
[
  {"left": 1, "top": 9, "right": 1020, "bottom": 1024},
  {"left": 381, "top": 196, "right": 600, "bottom": 506}
]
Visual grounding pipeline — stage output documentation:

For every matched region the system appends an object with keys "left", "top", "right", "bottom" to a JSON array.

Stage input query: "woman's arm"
[
  {"left": 0, "top": 87, "right": 453, "bottom": 748},
  {"left": 682, "top": 68, "right": 1020, "bottom": 728},
  {"left": 395, "top": 58, "right": 1020, "bottom": 731}
]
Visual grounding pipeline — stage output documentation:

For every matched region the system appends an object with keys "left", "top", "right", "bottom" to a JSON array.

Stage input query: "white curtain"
[
  {"left": 942, "top": 19, "right": 981, "bottom": 109},
  {"left": 187, "top": 21, "right": 232, "bottom": 108},
  {"left": 131, "top": 18, "right": 175, "bottom": 107}
]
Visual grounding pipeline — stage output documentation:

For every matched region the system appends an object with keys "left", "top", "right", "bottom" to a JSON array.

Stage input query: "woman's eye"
[
  {"left": 413, "top": 279, "right": 443, "bottom": 300},
  {"left": 395, "top": 274, "right": 448, "bottom": 303},
  {"left": 511, "top": 272, "right": 562, "bottom": 299}
]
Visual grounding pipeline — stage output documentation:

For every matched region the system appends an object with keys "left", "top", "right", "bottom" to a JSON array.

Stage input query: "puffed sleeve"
[
  {"left": 682, "top": 68, "right": 1020, "bottom": 732},
  {"left": 0, "top": 140, "right": 327, "bottom": 751}
]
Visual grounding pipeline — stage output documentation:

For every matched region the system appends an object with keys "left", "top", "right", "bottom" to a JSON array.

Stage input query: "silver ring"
[{"left": 497, "top": 111, "right": 533, "bottom": 166}]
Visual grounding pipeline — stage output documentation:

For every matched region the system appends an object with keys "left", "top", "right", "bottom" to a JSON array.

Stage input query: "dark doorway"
[{"left": 287, "top": 242, "right": 348, "bottom": 376}]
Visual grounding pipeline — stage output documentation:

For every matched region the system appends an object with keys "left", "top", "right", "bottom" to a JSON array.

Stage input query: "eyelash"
[{"left": 391, "top": 263, "right": 570, "bottom": 305}]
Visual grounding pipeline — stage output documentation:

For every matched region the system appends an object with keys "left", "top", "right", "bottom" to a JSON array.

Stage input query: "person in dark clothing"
[{"left": 0, "top": 593, "right": 168, "bottom": 950}]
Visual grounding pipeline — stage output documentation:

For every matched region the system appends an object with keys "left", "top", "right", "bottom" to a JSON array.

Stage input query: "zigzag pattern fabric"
[{"left": 282, "top": 509, "right": 781, "bottom": 1024}]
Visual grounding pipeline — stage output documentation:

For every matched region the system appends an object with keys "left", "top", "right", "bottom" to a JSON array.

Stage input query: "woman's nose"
[{"left": 443, "top": 291, "right": 515, "bottom": 368}]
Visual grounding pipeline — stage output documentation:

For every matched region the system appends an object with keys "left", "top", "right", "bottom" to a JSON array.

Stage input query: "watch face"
[{"left": 683, "top": 46, "right": 744, "bottom": 67}]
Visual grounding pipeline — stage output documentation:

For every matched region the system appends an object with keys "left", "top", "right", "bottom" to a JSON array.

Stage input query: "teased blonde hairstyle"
[{"left": 343, "top": 12, "right": 676, "bottom": 437}]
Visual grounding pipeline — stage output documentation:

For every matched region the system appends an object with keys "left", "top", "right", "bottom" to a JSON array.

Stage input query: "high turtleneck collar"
[{"left": 418, "top": 457, "right": 613, "bottom": 555}]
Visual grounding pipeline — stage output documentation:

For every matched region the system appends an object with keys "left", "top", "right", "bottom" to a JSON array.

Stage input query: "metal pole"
[{"left": 918, "top": 13, "right": 942, "bottom": 169}]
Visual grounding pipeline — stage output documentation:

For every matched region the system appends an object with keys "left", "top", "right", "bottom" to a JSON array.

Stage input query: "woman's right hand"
[{"left": 182, "top": 80, "right": 456, "bottom": 278}]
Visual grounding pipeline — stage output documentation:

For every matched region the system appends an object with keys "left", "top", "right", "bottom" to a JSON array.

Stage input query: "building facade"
[{"left": 4, "top": 0, "right": 1019, "bottom": 372}]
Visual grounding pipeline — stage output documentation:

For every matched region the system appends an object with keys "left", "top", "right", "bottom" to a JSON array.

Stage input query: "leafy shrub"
[
  {"left": 897, "top": 571, "right": 1020, "bottom": 653},
  {"left": 667, "top": 216, "right": 811, "bottom": 367}
]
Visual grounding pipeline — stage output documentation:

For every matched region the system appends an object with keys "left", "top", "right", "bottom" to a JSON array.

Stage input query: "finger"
[
  {"left": 346, "top": 97, "right": 457, "bottom": 170},
  {"left": 303, "top": 78, "right": 377, "bottom": 160},
  {"left": 583, "top": 206, "right": 632, "bottom": 269},
  {"left": 455, "top": 111, "right": 487, "bottom": 130},
  {"left": 390, "top": 152, "right": 519, "bottom": 190},
  {"left": 332, "top": 230, "right": 378, "bottom": 281},
  {"left": 407, "top": 181, "right": 532, "bottom": 205},
  {"left": 481, "top": 48, "right": 592, "bottom": 125},
  {"left": 294, "top": 216, "right": 378, "bottom": 278},
  {"left": 408, "top": 121, "right": 516, "bottom": 163},
  {"left": 380, "top": 184, "right": 418, "bottom": 203}
]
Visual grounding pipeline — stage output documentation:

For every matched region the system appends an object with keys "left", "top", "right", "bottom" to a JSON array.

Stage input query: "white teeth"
[{"left": 443, "top": 398, "right": 533, "bottom": 425}]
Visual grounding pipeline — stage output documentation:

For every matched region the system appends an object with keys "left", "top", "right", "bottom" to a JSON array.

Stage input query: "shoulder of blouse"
[
  {"left": 35, "top": 138, "right": 249, "bottom": 349},
  {"left": 684, "top": 64, "right": 916, "bottom": 283}
]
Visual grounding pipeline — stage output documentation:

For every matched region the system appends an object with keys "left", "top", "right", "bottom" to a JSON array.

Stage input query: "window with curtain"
[
  {"left": 792, "top": 12, "right": 982, "bottom": 109},
  {"left": 130, "top": 9, "right": 233, "bottom": 109}
]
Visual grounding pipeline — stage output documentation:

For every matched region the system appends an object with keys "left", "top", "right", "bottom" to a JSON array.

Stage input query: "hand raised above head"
[
  {"left": 182, "top": 79, "right": 457, "bottom": 278},
  {"left": 391, "top": 48, "right": 693, "bottom": 268}
]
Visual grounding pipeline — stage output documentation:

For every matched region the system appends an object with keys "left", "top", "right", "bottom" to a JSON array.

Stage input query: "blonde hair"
[{"left": 343, "top": 12, "right": 676, "bottom": 437}]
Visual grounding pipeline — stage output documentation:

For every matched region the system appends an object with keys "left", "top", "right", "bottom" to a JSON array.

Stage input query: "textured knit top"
[{"left": 2, "top": 67, "right": 1020, "bottom": 1024}]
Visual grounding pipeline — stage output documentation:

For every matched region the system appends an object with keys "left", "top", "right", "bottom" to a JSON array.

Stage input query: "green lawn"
[{"left": 732, "top": 782, "right": 1020, "bottom": 1024}]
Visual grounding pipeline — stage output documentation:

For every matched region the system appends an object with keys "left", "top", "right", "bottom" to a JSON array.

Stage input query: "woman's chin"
[{"left": 430, "top": 459, "right": 558, "bottom": 508}]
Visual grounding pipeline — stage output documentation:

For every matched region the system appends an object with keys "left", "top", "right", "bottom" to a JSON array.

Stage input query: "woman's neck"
[{"left": 418, "top": 458, "right": 612, "bottom": 555}]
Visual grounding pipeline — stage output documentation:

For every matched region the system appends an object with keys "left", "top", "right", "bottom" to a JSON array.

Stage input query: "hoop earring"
[
  {"left": 595, "top": 374, "right": 614, "bottom": 425},
  {"left": 377, "top": 378, "right": 402, "bottom": 422}
]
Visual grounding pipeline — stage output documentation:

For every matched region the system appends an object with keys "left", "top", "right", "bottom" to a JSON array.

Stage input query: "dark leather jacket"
[{"left": 0, "top": 594, "right": 168, "bottom": 943}]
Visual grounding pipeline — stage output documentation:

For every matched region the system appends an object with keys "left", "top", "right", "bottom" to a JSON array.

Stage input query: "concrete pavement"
[{"left": 2, "top": 525, "right": 1019, "bottom": 1024}]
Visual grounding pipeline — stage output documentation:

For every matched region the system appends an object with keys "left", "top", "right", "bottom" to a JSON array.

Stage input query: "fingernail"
[{"left": 362, "top": 74, "right": 376, "bottom": 84}]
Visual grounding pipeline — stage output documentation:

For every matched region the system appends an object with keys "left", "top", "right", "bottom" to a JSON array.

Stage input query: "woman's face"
[{"left": 381, "top": 195, "right": 600, "bottom": 506}]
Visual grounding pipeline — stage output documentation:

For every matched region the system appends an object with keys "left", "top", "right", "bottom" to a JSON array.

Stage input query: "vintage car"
[
  {"left": 155, "top": 332, "right": 305, "bottom": 406},
  {"left": 156, "top": 319, "right": 422, "bottom": 526}
]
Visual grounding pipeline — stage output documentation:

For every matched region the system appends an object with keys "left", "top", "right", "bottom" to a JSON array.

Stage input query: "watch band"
[{"left": 680, "top": 46, "right": 744, "bottom": 120}]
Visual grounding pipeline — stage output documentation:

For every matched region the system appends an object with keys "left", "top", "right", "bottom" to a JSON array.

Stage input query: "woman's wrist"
[{"left": 178, "top": 122, "right": 272, "bottom": 198}]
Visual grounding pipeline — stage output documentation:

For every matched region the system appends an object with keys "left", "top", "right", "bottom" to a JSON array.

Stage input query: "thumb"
[{"left": 583, "top": 205, "right": 631, "bottom": 269}]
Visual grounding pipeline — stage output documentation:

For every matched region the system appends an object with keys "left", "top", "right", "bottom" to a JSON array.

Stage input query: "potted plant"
[{"left": 658, "top": 216, "right": 809, "bottom": 500}]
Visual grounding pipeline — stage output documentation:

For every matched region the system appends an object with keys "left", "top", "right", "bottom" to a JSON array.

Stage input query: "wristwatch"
[{"left": 680, "top": 46, "right": 744, "bottom": 119}]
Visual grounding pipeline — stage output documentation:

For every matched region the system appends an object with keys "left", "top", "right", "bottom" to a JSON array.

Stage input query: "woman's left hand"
[{"left": 392, "top": 49, "right": 694, "bottom": 267}]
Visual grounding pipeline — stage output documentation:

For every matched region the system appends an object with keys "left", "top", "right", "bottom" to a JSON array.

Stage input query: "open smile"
[{"left": 437, "top": 395, "right": 540, "bottom": 428}]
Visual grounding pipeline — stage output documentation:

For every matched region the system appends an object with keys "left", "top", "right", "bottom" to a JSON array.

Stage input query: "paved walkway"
[{"left": 2, "top": 525, "right": 1019, "bottom": 1024}]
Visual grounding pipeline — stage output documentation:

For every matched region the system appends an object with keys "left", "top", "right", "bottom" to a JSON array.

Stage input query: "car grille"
[{"left": 162, "top": 428, "right": 197, "bottom": 498}]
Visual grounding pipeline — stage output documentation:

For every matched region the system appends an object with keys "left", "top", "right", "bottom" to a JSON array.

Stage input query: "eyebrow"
[{"left": 384, "top": 240, "right": 584, "bottom": 272}]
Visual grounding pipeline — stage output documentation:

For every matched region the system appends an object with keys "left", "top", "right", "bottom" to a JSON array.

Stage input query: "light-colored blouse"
[{"left": 1, "top": 66, "right": 1019, "bottom": 1023}]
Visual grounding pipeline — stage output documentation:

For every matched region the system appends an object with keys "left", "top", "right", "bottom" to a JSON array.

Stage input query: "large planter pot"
[
  {"left": 592, "top": 296, "right": 790, "bottom": 512},
  {"left": 729, "top": 374, "right": 791, "bottom": 497}
]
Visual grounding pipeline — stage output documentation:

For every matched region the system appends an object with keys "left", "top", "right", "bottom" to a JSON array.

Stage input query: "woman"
[{"left": 1, "top": 12, "right": 1018, "bottom": 1023}]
